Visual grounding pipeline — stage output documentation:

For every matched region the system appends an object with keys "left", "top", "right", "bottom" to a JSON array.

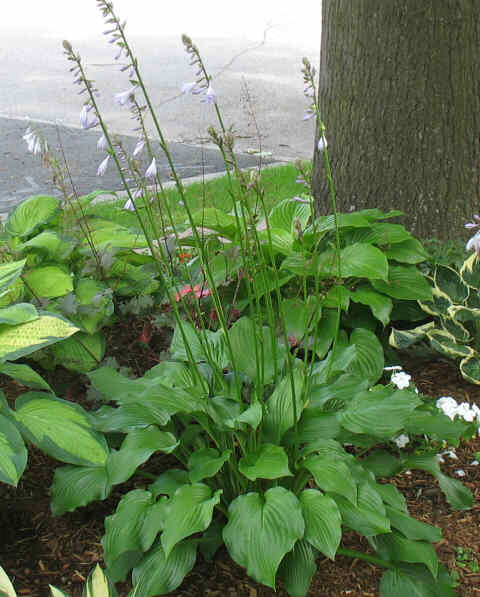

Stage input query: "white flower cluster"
[
  {"left": 436, "top": 396, "right": 480, "bottom": 426},
  {"left": 384, "top": 366, "right": 412, "bottom": 390}
]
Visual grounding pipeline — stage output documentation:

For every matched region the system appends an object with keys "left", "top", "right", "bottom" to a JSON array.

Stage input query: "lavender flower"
[
  {"left": 22, "top": 127, "right": 42, "bottom": 154},
  {"left": 144, "top": 157, "right": 157, "bottom": 179},
  {"left": 80, "top": 105, "right": 99, "bottom": 130},
  {"left": 114, "top": 85, "right": 137, "bottom": 106},
  {"left": 317, "top": 135, "right": 327, "bottom": 152},
  {"left": 97, "top": 155, "right": 110, "bottom": 176},
  {"left": 201, "top": 84, "right": 217, "bottom": 104},
  {"left": 465, "top": 215, "right": 480, "bottom": 229},
  {"left": 97, "top": 134, "right": 108, "bottom": 150},
  {"left": 123, "top": 198, "right": 135, "bottom": 211},
  {"left": 293, "top": 196, "right": 310, "bottom": 204},
  {"left": 132, "top": 138, "right": 145, "bottom": 157},
  {"left": 181, "top": 81, "right": 198, "bottom": 94},
  {"left": 303, "top": 108, "right": 315, "bottom": 121},
  {"left": 466, "top": 231, "right": 480, "bottom": 255}
]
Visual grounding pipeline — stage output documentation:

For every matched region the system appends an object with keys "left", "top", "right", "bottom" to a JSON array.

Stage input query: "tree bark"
[{"left": 312, "top": 0, "right": 480, "bottom": 240}]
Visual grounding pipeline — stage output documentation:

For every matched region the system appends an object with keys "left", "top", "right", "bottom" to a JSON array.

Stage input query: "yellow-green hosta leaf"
[
  {"left": 427, "top": 329, "right": 472, "bottom": 358},
  {"left": 14, "top": 393, "right": 109, "bottom": 466},
  {"left": 460, "top": 252, "right": 480, "bottom": 290},
  {"left": 24, "top": 265, "right": 73, "bottom": 298},
  {"left": 0, "top": 413, "right": 27, "bottom": 486},
  {"left": 0, "top": 259, "right": 26, "bottom": 295},
  {"left": 50, "top": 331, "right": 105, "bottom": 373},
  {"left": 6, "top": 195, "right": 60, "bottom": 238},
  {"left": 0, "top": 313, "right": 79, "bottom": 362},
  {"left": 0, "top": 362, "right": 52, "bottom": 392},
  {"left": 0, "top": 565, "right": 16, "bottom": 597},
  {"left": 0, "top": 303, "right": 38, "bottom": 325}
]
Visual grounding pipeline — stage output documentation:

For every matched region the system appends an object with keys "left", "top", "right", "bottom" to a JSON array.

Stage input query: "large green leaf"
[
  {"left": 385, "top": 507, "right": 442, "bottom": 543},
  {"left": 0, "top": 259, "right": 26, "bottom": 297},
  {"left": 70, "top": 278, "right": 114, "bottom": 334},
  {"left": 277, "top": 540, "right": 317, "bottom": 597},
  {"left": 103, "top": 489, "right": 167, "bottom": 582},
  {"left": 0, "top": 313, "right": 79, "bottom": 362},
  {"left": 346, "top": 328, "right": 385, "bottom": 384},
  {"left": 131, "top": 540, "right": 197, "bottom": 597},
  {"left": 149, "top": 470, "right": 190, "bottom": 498},
  {"left": 239, "top": 444, "right": 291, "bottom": 481},
  {"left": 0, "top": 362, "right": 52, "bottom": 392},
  {"left": 339, "top": 243, "right": 389, "bottom": 280},
  {"left": 24, "top": 265, "right": 73, "bottom": 298},
  {"left": 14, "top": 393, "right": 109, "bottom": 466},
  {"left": 303, "top": 456, "right": 357, "bottom": 504},
  {"left": 339, "top": 387, "right": 421, "bottom": 439},
  {"left": 161, "top": 483, "right": 222, "bottom": 557},
  {"left": 372, "top": 265, "right": 433, "bottom": 301},
  {"left": 333, "top": 481, "right": 391, "bottom": 536},
  {"left": 372, "top": 532, "right": 438, "bottom": 578},
  {"left": 280, "top": 297, "right": 321, "bottom": 345},
  {"left": 351, "top": 286, "right": 393, "bottom": 325},
  {"left": 0, "top": 303, "right": 38, "bottom": 325},
  {"left": 405, "top": 409, "right": 468, "bottom": 444},
  {"left": 6, "top": 195, "right": 60, "bottom": 238},
  {"left": 223, "top": 487, "right": 304, "bottom": 589},
  {"left": 188, "top": 448, "right": 231, "bottom": 483},
  {"left": 50, "top": 331, "right": 105, "bottom": 373},
  {"left": 268, "top": 197, "right": 311, "bottom": 233},
  {"left": 0, "top": 413, "right": 27, "bottom": 486},
  {"left": 190, "top": 208, "right": 238, "bottom": 238},
  {"left": 384, "top": 239, "right": 428, "bottom": 264},
  {"left": 380, "top": 564, "right": 457, "bottom": 597},
  {"left": 262, "top": 370, "right": 304, "bottom": 442},
  {"left": 50, "top": 464, "right": 111, "bottom": 515},
  {"left": 300, "top": 490, "right": 341, "bottom": 559},
  {"left": 85, "top": 220, "right": 148, "bottom": 250},
  {"left": 19, "top": 230, "right": 73, "bottom": 261}
]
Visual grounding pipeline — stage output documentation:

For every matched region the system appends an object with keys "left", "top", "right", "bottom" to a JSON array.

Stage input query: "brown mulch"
[{"left": 1, "top": 336, "right": 479, "bottom": 595}]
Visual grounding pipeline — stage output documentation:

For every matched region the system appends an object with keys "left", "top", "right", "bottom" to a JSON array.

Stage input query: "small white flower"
[
  {"left": 181, "top": 81, "right": 198, "bottom": 94},
  {"left": 132, "top": 138, "right": 145, "bottom": 157},
  {"left": 471, "top": 460, "right": 479, "bottom": 466},
  {"left": 80, "top": 105, "right": 99, "bottom": 130},
  {"left": 114, "top": 85, "right": 137, "bottom": 106},
  {"left": 201, "top": 84, "right": 217, "bottom": 104},
  {"left": 393, "top": 434, "right": 410, "bottom": 449},
  {"left": 391, "top": 371, "right": 411, "bottom": 390},
  {"left": 456, "top": 402, "right": 477, "bottom": 422},
  {"left": 123, "top": 198, "right": 135, "bottom": 211},
  {"left": 436, "top": 453, "right": 445, "bottom": 464},
  {"left": 144, "top": 157, "right": 157, "bottom": 179},
  {"left": 96, "top": 155, "right": 110, "bottom": 176},
  {"left": 317, "top": 135, "right": 327, "bottom": 152},
  {"left": 436, "top": 396, "right": 459, "bottom": 420},
  {"left": 455, "top": 469, "right": 466, "bottom": 477},
  {"left": 97, "top": 134, "right": 108, "bottom": 151},
  {"left": 443, "top": 450, "right": 458, "bottom": 460}
]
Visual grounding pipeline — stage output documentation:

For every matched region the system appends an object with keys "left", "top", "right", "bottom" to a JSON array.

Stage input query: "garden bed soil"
[{"left": 1, "top": 320, "right": 479, "bottom": 596}]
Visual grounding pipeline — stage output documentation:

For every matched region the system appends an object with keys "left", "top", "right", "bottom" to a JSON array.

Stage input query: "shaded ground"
[{"left": 1, "top": 320, "right": 479, "bottom": 596}]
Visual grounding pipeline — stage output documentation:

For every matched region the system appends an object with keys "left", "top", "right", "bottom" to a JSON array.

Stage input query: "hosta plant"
[{"left": 390, "top": 254, "right": 480, "bottom": 384}]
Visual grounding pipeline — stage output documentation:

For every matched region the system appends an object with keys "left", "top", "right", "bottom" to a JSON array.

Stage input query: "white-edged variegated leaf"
[
  {"left": 434, "top": 265, "right": 469, "bottom": 304},
  {"left": 427, "top": 329, "right": 472, "bottom": 358},
  {"left": 460, "top": 252, "right": 480, "bottom": 289},
  {"left": 0, "top": 413, "right": 27, "bottom": 486},
  {"left": 223, "top": 487, "right": 304, "bottom": 589},
  {"left": 389, "top": 322, "right": 435, "bottom": 351},
  {"left": 460, "top": 354, "right": 480, "bottom": 384}
]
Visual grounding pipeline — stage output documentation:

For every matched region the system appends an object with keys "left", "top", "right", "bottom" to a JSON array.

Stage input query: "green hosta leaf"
[
  {"left": 284, "top": 410, "right": 341, "bottom": 445},
  {"left": 372, "top": 532, "right": 438, "bottom": 578},
  {"left": 103, "top": 489, "right": 167, "bottom": 582},
  {"left": 333, "top": 481, "right": 391, "bottom": 536},
  {"left": 149, "top": 470, "right": 190, "bottom": 498},
  {"left": 258, "top": 228, "right": 293, "bottom": 255},
  {"left": 316, "top": 212, "right": 371, "bottom": 232},
  {"left": 223, "top": 487, "right": 304, "bottom": 590},
  {"left": 262, "top": 370, "right": 304, "bottom": 442},
  {"left": 460, "top": 354, "right": 480, "bottom": 384},
  {"left": 434, "top": 265, "right": 469, "bottom": 304},
  {"left": 339, "top": 387, "right": 421, "bottom": 440},
  {"left": 131, "top": 540, "right": 197, "bottom": 597},
  {"left": 19, "top": 230, "right": 72, "bottom": 261},
  {"left": 427, "top": 329, "right": 472, "bottom": 358},
  {"left": 199, "top": 518, "right": 225, "bottom": 561},
  {"left": 170, "top": 321, "right": 228, "bottom": 369},
  {"left": 314, "top": 308, "right": 338, "bottom": 358},
  {"left": 0, "top": 565, "right": 16, "bottom": 597},
  {"left": 235, "top": 401, "right": 263, "bottom": 429},
  {"left": 161, "top": 483, "right": 222, "bottom": 557},
  {"left": 385, "top": 507, "right": 442, "bottom": 543},
  {"left": 0, "top": 362, "right": 52, "bottom": 392},
  {"left": 50, "top": 331, "right": 105, "bottom": 373},
  {"left": 372, "top": 265, "right": 433, "bottom": 301},
  {"left": 318, "top": 243, "right": 389, "bottom": 280},
  {"left": 70, "top": 279, "right": 114, "bottom": 334},
  {"left": 308, "top": 374, "right": 369, "bottom": 408},
  {"left": 191, "top": 208, "right": 238, "bottom": 238},
  {"left": 280, "top": 297, "right": 321, "bottom": 346},
  {"left": 405, "top": 409, "right": 468, "bottom": 444},
  {"left": 384, "top": 238, "right": 428, "bottom": 264},
  {"left": 268, "top": 197, "right": 311, "bottom": 233},
  {"left": 0, "top": 303, "right": 38, "bottom": 325},
  {"left": 460, "top": 252, "right": 480, "bottom": 289},
  {"left": 239, "top": 444, "right": 291, "bottom": 481},
  {"left": 380, "top": 564, "right": 457, "bottom": 597},
  {"left": 346, "top": 328, "right": 384, "bottom": 384},
  {"left": 50, "top": 464, "right": 110, "bottom": 515},
  {"left": 361, "top": 450, "right": 402, "bottom": 478},
  {"left": 6, "top": 195, "right": 60, "bottom": 238},
  {"left": 24, "top": 265, "right": 73, "bottom": 298},
  {"left": 188, "top": 448, "right": 231, "bottom": 483},
  {"left": 0, "top": 259, "right": 26, "bottom": 296},
  {"left": 389, "top": 323, "right": 435, "bottom": 351},
  {"left": 303, "top": 456, "right": 357, "bottom": 504},
  {"left": 374, "top": 483, "right": 407, "bottom": 513},
  {"left": 0, "top": 313, "right": 79, "bottom": 362},
  {"left": 0, "top": 413, "right": 27, "bottom": 486},
  {"left": 86, "top": 220, "right": 148, "bottom": 250},
  {"left": 351, "top": 286, "right": 393, "bottom": 325},
  {"left": 300, "top": 490, "right": 341, "bottom": 559},
  {"left": 277, "top": 540, "right": 317, "bottom": 597},
  {"left": 14, "top": 393, "right": 108, "bottom": 466}
]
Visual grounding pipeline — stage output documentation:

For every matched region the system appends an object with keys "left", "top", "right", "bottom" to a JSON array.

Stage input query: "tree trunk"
[{"left": 312, "top": 0, "right": 480, "bottom": 240}]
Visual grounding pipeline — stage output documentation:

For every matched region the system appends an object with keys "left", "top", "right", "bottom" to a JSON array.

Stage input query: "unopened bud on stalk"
[{"left": 293, "top": 217, "right": 303, "bottom": 240}]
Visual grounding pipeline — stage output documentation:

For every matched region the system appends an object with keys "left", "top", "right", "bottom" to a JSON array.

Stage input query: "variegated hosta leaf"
[
  {"left": 0, "top": 565, "right": 16, "bottom": 597},
  {"left": 418, "top": 288, "right": 451, "bottom": 317},
  {"left": 0, "top": 413, "right": 27, "bottom": 486},
  {"left": 441, "top": 316, "right": 470, "bottom": 342},
  {"left": 460, "top": 252, "right": 480, "bottom": 290},
  {"left": 460, "top": 354, "right": 480, "bottom": 385},
  {"left": 223, "top": 487, "right": 304, "bottom": 590},
  {"left": 427, "top": 329, "right": 473, "bottom": 358},
  {"left": 448, "top": 304, "right": 480, "bottom": 323},
  {"left": 0, "top": 313, "right": 79, "bottom": 362},
  {"left": 434, "top": 265, "right": 469, "bottom": 304},
  {"left": 389, "top": 322, "right": 435, "bottom": 351}
]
